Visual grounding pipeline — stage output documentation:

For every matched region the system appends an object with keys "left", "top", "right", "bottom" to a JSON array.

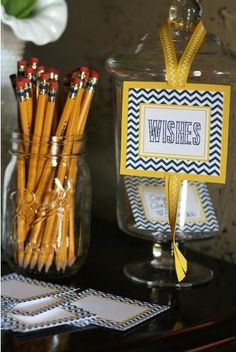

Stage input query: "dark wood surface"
[{"left": 2, "top": 219, "right": 236, "bottom": 352}]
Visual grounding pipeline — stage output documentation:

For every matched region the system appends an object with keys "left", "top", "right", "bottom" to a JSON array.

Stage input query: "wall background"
[{"left": 2, "top": 0, "right": 236, "bottom": 262}]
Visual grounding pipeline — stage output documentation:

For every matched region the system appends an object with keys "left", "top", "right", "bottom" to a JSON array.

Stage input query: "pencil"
[
  {"left": 17, "top": 60, "right": 27, "bottom": 78},
  {"left": 27, "top": 73, "right": 49, "bottom": 195},
  {"left": 35, "top": 65, "right": 45, "bottom": 99},
  {"left": 36, "top": 80, "right": 58, "bottom": 184},
  {"left": 23, "top": 78, "right": 33, "bottom": 134},
  {"left": 15, "top": 80, "right": 30, "bottom": 265}
]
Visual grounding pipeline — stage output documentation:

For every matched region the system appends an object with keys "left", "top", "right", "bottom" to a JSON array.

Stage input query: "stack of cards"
[
  {"left": 1, "top": 273, "right": 93, "bottom": 332},
  {"left": 1, "top": 273, "right": 169, "bottom": 333}
]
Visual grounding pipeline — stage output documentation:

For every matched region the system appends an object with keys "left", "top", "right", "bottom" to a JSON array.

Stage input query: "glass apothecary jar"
[
  {"left": 2, "top": 132, "right": 91, "bottom": 280},
  {"left": 106, "top": 0, "right": 236, "bottom": 287}
]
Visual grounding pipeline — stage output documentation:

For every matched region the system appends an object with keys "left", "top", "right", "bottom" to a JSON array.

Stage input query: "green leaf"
[{"left": 2, "top": 0, "right": 38, "bottom": 19}]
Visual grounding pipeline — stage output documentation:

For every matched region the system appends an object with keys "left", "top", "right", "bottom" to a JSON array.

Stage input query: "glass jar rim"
[
  {"left": 11, "top": 131, "right": 86, "bottom": 143},
  {"left": 10, "top": 131, "right": 86, "bottom": 157}
]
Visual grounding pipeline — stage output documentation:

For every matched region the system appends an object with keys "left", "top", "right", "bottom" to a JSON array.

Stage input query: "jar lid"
[{"left": 106, "top": 0, "right": 236, "bottom": 85}]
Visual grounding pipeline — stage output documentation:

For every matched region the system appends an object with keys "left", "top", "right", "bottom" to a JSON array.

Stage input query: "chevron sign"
[{"left": 120, "top": 82, "right": 231, "bottom": 183}]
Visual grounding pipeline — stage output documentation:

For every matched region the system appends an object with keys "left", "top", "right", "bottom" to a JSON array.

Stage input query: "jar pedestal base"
[{"left": 124, "top": 260, "right": 214, "bottom": 288}]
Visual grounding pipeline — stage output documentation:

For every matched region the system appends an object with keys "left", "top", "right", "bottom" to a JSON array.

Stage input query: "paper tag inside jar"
[
  {"left": 120, "top": 82, "right": 231, "bottom": 184},
  {"left": 124, "top": 176, "right": 219, "bottom": 234}
]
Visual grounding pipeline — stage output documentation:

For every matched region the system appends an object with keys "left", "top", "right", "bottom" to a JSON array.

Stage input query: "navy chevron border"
[
  {"left": 124, "top": 176, "right": 219, "bottom": 241},
  {"left": 66, "top": 289, "right": 169, "bottom": 331},
  {"left": 126, "top": 88, "right": 223, "bottom": 176}
]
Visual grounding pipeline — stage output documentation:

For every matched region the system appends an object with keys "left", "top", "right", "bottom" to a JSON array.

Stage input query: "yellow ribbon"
[{"left": 159, "top": 20, "right": 207, "bottom": 281}]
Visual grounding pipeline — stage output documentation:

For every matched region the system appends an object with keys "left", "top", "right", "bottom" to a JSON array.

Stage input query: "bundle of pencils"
[{"left": 11, "top": 57, "right": 98, "bottom": 273}]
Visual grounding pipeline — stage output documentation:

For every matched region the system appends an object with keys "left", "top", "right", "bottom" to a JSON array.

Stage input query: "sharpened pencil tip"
[
  {"left": 30, "top": 257, "right": 38, "bottom": 270},
  {"left": 45, "top": 255, "right": 53, "bottom": 273},
  {"left": 37, "top": 261, "right": 44, "bottom": 272},
  {"left": 56, "top": 260, "right": 61, "bottom": 272},
  {"left": 68, "top": 256, "right": 76, "bottom": 267},
  {"left": 18, "top": 252, "right": 24, "bottom": 267},
  {"left": 23, "top": 255, "right": 32, "bottom": 269}
]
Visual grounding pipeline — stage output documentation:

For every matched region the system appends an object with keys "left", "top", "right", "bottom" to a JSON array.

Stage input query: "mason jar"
[
  {"left": 106, "top": 0, "right": 236, "bottom": 287},
  {"left": 2, "top": 132, "right": 91, "bottom": 280}
]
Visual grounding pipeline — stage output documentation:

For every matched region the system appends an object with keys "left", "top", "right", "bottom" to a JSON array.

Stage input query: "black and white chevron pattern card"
[
  {"left": 65, "top": 289, "right": 169, "bottom": 331},
  {"left": 8, "top": 295, "right": 66, "bottom": 316},
  {"left": 1, "top": 305, "right": 95, "bottom": 333},
  {"left": 1, "top": 274, "right": 95, "bottom": 332},
  {"left": 1, "top": 273, "right": 77, "bottom": 306},
  {"left": 125, "top": 176, "right": 219, "bottom": 241},
  {"left": 120, "top": 82, "right": 231, "bottom": 184},
  {"left": 1, "top": 275, "right": 169, "bottom": 332}
]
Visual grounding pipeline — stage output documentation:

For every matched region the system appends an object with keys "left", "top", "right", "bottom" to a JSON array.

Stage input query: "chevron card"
[
  {"left": 1, "top": 273, "right": 76, "bottom": 305},
  {"left": 64, "top": 289, "right": 169, "bottom": 331},
  {"left": 120, "top": 82, "right": 231, "bottom": 184},
  {"left": 2, "top": 305, "right": 94, "bottom": 333},
  {"left": 125, "top": 176, "right": 219, "bottom": 240}
]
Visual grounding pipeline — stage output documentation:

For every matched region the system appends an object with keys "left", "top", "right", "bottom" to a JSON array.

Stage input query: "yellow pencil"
[
  {"left": 27, "top": 73, "right": 49, "bottom": 195},
  {"left": 15, "top": 79, "right": 30, "bottom": 265},
  {"left": 36, "top": 80, "right": 58, "bottom": 184}
]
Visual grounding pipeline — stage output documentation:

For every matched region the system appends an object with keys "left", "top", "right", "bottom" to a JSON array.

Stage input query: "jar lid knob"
[{"left": 169, "top": 0, "right": 202, "bottom": 29}]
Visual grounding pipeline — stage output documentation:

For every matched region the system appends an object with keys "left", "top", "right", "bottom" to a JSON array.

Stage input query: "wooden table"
[{"left": 2, "top": 219, "right": 236, "bottom": 352}]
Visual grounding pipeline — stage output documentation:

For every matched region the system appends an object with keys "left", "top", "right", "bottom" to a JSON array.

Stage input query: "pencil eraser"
[
  {"left": 49, "top": 80, "right": 59, "bottom": 90},
  {"left": 17, "top": 60, "right": 27, "bottom": 67},
  {"left": 23, "top": 77, "right": 30, "bottom": 84},
  {"left": 47, "top": 67, "right": 57, "bottom": 73},
  {"left": 30, "top": 57, "right": 39, "bottom": 63},
  {"left": 41, "top": 72, "right": 50, "bottom": 81},
  {"left": 26, "top": 67, "right": 35, "bottom": 74},
  {"left": 90, "top": 70, "right": 99, "bottom": 79},
  {"left": 73, "top": 77, "right": 81, "bottom": 85},
  {"left": 37, "top": 66, "right": 45, "bottom": 72},
  {"left": 80, "top": 66, "right": 89, "bottom": 73},
  {"left": 16, "top": 79, "right": 25, "bottom": 88}
]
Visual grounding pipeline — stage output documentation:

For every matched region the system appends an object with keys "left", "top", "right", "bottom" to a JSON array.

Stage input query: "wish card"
[
  {"left": 125, "top": 176, "right": 219, "bottom": 240},
  {"left": 1, "top": 305, "right": 95, "bottom": 333},
  {"left": 9, "top": 295, "right": 65, "bottom": 316},
  {"left": 1, "top": 273, "right": 76, "bottom": 305},
  {"left": 65, "top": 289, "right": 169, "bottom": 331}
]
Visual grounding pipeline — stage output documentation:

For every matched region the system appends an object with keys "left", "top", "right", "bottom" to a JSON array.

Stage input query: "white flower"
[{"left": 0, "top": 0, "right": 68, "bottom": 46}]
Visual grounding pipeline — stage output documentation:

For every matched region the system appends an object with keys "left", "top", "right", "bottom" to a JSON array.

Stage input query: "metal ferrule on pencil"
[
  {"left": 16, "top": 87, "right": 26, "bottom": 102},
  {"left": 36, "top": 66, "right": 45, "bottom": 79},
  {"left": 24, "top": 81, "right": 32, "bottom": 100},
  {"left": 17, "top": 60, "right": 27, "bottom": 78},
  {"left": 86, "top": 77, "right": 98, "bottom": 93},
  {"left": 26, "top": 72, "right": 36, "bottom": 89},
  {"left": 17, "top": 67, "right": 26, "bottom": 78},
  {"left": 69, "top": 83, "right": 80, "bottom": 100},
  {"left": 79, "top": 70, "right": 89, "bottom": 88},
  {"left": 48, "top": 88, "right": 58, "bottom": 102},
  {"left": 39, "top": 81, "right": 49, "bottom": 96}
]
